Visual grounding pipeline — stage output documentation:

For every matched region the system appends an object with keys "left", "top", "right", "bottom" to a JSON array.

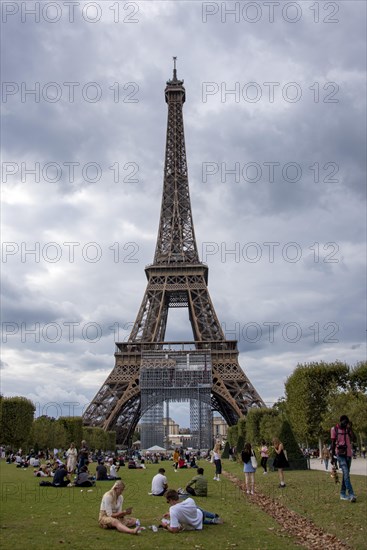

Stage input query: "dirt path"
[{"left": 223, "top": 471, "right": 350, "bottom": 549}]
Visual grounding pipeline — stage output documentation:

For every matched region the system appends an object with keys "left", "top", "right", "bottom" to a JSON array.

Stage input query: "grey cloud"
[{"left": 1, "top": 1, "right": 365, "bottom": 422}]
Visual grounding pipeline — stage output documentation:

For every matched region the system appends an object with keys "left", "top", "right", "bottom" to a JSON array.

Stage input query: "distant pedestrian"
[
  {"left": 272, "top": 437, "right": 289, "bottom": 488},
  {"left": 321, "top": 444, "right": 330, "bottom": 471},
  {"left": 173, "top": 449, "right": 179, "bottom": 472},
  {"left": 331, "top": 415, "right": 356, "bottom": 502},
  {"left": 212, "top": 443, "right": 222, "bottom": 481},
  {"left": 66, "top": 443, "right": 77, "bottom": 474},
  {"left": 260, "top": 440, "right": 269, "bottom": 474},
  {"left": 77, "top": 440, "right": 89, "bottom": 473},
  {"left": 241, "top": 443, "right": 257, "bottom": 494}
]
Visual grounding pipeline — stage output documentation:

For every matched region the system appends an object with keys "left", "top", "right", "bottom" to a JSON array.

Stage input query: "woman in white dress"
[{"left": 66, "top": 442, "right": 78, "bottom": 474}]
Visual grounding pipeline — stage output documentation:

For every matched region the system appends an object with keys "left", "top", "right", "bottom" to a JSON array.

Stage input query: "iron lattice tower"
[{"left": 83, "top": 61, "right": 264, "bottom": 444}]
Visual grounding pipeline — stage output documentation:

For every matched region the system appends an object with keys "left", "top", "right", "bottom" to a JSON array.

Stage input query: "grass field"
[{"left": 0, "top": 459, "right": 366, "bottom": 549}]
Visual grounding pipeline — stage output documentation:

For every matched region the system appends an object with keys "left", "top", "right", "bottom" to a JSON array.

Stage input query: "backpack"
[{"left": 334, "top": 425, "right": 349, "bottom": 456}]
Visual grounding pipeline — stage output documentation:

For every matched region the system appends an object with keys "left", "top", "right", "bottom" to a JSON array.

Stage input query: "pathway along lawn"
[
  {"left": 1, "top": 460, "right": 365, "bottom": 549},
  {"left": 224, "top": 459, "right": 366, "bottom": 549}
]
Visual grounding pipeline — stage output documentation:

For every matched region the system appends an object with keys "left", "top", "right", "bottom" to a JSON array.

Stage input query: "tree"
[
  {"left": 349, "top": 361, "right": 367, "bottom": 393},
  {"left": 82, "top": 426, "right": 115, "bottom": 451},
  {"left": 246, "top": 408, "right": 279, "bottom": 445},
  {"left": 259, "top": 413, "right": 282, "bottom": 444},
  {"left": 221, "top": 441, "right": 230, "bottom": 458},
  {"left": 236, "top": 435, "right": 245, "bottom": 455},
  {"left": 31, "top": 415, "right": 54, "bottom": 449},
  {"left": 57, "top": 417, "right": 83, "bottom": 447},
  {"left": 237, "top": 417, "right": 246, "bottom": 440},
  {"left": 278, "top": 419, "right": 308, "bottom": 470},
  {"left": 285, "top": 361, "right": 349, "bottom": 445},
  {"left": 227, "top": 426, "right": 238, "bottom": 448},
  {"left": 0, "top": 396, "right": 35, "bottom": 449},
  {"left": 106, "top": 431, "right": 116, "bottom": 451}
]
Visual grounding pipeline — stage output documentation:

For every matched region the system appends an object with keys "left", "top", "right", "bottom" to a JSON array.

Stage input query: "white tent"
[{"left": 146, "top": 445, "right": 167, "bottom": 452}]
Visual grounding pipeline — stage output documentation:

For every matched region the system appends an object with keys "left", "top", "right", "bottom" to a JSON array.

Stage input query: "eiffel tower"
[{"left": 83, "top": 59, "right": 264, "bottom": 444}]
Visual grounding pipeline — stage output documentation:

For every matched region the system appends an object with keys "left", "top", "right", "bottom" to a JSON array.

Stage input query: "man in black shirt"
[{"left": 52, "top": 464, "right": 69, "bottom": 487}]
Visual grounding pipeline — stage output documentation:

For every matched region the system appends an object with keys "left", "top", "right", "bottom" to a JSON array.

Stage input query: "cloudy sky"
[{"left": 1, "top": 1, "right": 366, "bottom": 427}]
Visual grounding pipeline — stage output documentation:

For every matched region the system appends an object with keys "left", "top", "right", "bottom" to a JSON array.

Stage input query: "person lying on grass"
[
  {"left": 98, "top": 480, "right": 140, "bottom": 534},
  {"left": 161, "top": 489, "right": 223, "bottom": 533}
]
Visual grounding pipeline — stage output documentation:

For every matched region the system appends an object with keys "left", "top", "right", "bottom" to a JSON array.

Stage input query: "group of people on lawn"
[
  {"left": 28, "top": 413, "right": 357, "bottom": 535},
  {"left": 99, "top": 466, "right": 223, "bottom": 535},
  {"left": 97, "top": 414, "right": 357, "bottom": 535}
]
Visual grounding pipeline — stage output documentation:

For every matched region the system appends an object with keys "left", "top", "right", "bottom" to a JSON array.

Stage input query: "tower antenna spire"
[{"left": 173, "top": 56, "right": 177, "bottom": 80}]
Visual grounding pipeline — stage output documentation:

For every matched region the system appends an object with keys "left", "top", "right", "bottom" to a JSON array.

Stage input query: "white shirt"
[
  {"left": 109, "top": 464, "right": 118, "bottom": 478},
  {"left": 151, "top": 473, "right": 167, "bottom": 495},
  {"left": 100, "top": 493, "right": 123, "bottom": 517},
  {"left": 169, "top": 497, "right": 203, "bottom": 530}
]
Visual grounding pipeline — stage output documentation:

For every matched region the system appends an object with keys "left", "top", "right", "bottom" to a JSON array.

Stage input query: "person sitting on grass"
[
  {"left": 96, "top": 460, "right": 109, "bottom": 480},
  {"left": 98, "top": 480, "right": 140, "bottom": 534},
  {"left": 75, "top": 465, "right": 95, "bottom": 487},
  {"left": 151, "top": 467, "right": 168, "bottom": 496},
  {"left": 185, "top": 467, "right": 208, "bottom": 497},
  {"left": 161, "top": 489, "right": 223, "bottom": 532},
  {"left": 109, "top": 459, "right": 120, "bottom": 479},
  {"left": 178, "top": 457, "right": 187, "bottom": 469},
  {"left": 52, "top": 463, "right": 70, "bottom": 487}
]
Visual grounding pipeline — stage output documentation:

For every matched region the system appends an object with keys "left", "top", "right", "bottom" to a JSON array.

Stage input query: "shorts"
[{"left": 98, "top": 512, "right": 135, "bottom": 529}]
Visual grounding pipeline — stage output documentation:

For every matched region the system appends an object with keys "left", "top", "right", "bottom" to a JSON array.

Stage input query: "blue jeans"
[
  {"left": 198, "top": 508, "right": 218, "bottom": 524},
  {"left": 338, "top": 456, "right": 355, "bottom": 497}
]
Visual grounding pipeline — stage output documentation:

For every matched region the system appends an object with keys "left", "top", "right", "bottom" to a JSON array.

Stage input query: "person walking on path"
[
  {"left": 173, "top": 449, "right": 180, "bottom": 472},
  {"left": 331, "top": 415, "right": 357, "bottom": 502},
  {"left": 99, "top": 480, "right": 140, "bottom": 534},
  {"left": 272, "top": 437, "right": 289, "bottom": 488},
  {"left": 212, "top": 443, "right": 222, "bottom": 481},
  {"left": 260, "top": 440, "right": 269, "bottom": 474},
  {"left": 241, "top": 443, "right": 257, "bottom": 494},
  {"left": 321, "top": 444, "right": 330, "bottom": 471}
]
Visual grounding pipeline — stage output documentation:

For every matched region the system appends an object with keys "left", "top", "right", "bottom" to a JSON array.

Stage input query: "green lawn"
[{"left": 0, "top": 459, "right": 365, "bottom": 549}]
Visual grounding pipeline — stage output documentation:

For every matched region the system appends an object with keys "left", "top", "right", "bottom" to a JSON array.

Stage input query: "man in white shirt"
[
  {"left": 151, "top": 468, "right": 168, "bottom": 496},
  {"left": 162, "top": 489, "right": 223, "bottom": 533}
]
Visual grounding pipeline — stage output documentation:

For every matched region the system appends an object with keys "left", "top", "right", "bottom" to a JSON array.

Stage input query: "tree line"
[{"left": 0, "top": 396, "right": 115, "bottom": 452}]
